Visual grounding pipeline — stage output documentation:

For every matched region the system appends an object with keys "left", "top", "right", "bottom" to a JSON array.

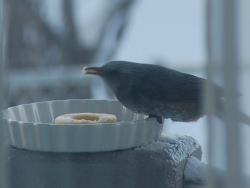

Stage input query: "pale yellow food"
[{"left": 55, "top": 113, "right": 117, "bottom": 124}]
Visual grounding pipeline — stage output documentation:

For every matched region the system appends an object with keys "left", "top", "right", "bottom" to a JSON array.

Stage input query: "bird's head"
[{"left": 83, "top": 61, "right": 136, "bottom": 93}]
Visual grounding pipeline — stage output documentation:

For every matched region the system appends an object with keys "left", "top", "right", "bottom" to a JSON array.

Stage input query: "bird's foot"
[{"left": 147, "top": 114, "right": 164, "bottom": 124}]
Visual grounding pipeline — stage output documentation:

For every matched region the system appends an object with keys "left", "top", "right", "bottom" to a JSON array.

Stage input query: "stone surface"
[{"left": 2, "top": 134, "right": 202, "bottom": 188}]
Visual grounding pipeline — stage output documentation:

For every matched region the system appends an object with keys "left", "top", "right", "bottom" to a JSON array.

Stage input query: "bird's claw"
[{"left": 147, "top": 114, "right": 164, "bottom": 124}]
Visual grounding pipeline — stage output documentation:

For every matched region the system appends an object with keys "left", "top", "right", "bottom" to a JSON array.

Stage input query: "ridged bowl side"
[{"left": 2, "top": 99, "right": 163, "bottom": 152}]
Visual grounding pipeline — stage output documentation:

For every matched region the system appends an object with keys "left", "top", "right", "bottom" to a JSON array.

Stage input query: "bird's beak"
[{"left": 82, "top": 67, "right": 102, "bottom": 75}]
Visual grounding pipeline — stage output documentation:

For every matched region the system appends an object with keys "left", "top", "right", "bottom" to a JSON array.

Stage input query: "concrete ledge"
[{"left": 3, "top": 134, "right": 202, "bottom": 188}]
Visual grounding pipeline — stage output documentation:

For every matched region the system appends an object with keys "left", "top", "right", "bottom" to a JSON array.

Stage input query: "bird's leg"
[{"left": 147, "top": 114, "right": 164, "bottom": 124}]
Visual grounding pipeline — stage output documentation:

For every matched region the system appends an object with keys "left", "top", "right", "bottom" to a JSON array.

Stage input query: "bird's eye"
[{"left": 108, "top": 70, "right": 119, "bottom": 75}]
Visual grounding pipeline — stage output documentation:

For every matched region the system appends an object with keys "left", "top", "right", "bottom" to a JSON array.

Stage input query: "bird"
[{"left": 83, "top": 61, "right": 250, "bottom": 125}]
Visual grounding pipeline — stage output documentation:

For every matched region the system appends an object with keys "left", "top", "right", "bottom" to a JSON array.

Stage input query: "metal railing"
[
  {"left": 0, "top": 0, "right": 6, "bottom": 187},
  {"left": 206, "top": 0, "right": 248, "bottom": 187}
]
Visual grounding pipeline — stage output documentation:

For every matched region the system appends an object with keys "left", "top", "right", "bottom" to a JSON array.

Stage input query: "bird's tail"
[
  {"left": 239, "top": 112, "right": 250, "bottom": 125},
  {"left": 215, "top": 99, "right": 250, "bottom": 126}
]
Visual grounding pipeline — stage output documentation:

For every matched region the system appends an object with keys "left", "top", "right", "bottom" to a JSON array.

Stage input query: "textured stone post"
[{"left": 3, "top": 134, "right": 202, "bottom": 188}]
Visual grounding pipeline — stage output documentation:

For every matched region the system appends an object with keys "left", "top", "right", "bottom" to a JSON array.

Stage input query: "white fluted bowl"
[{"left": 2, "top": 99, "right": 163, "bottom": 152}]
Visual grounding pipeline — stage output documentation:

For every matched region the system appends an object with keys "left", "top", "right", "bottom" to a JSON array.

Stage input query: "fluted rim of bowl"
[{"left": 2, "top": 99, "right": 154, "bottom": 125}]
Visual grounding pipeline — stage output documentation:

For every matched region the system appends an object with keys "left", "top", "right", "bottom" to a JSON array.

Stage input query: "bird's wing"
[
  {"left": 160, "top": 70, "right": 223, "bottom": 103},
  {"left": 129, "top": 66, "right": 223, "bottom": 105},
  {"left": 162, "top": 73, "right": 205, "bottom": 102},
  {"left": 132, "top": 69, "right": 201, "bottom": 102}
]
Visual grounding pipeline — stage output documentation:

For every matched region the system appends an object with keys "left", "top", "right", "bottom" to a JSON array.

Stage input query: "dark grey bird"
[{"left": 83, "top": 61, "right": 250, "bottom": 124}]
